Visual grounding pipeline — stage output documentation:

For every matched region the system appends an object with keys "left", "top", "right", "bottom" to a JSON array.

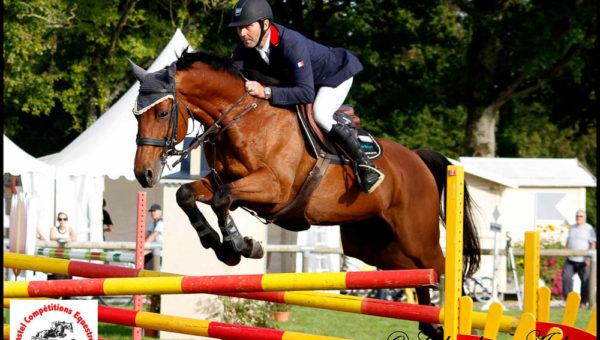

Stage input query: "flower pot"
[
  {"left": 272, "top": 311, "right": 290, "bottom": 322},
  {"left": 143, "top": 329, "right": 158, "bottom": 337}
]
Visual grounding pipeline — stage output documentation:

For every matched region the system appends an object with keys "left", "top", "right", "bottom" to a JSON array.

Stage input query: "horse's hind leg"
[{"left": 176, "top": 178, "right": 241, "bottom": 266}]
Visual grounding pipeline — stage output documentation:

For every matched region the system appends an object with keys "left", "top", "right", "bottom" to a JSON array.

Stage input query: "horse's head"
[{"left": 128, "top": 59, "right": 188, "bottom": 187}]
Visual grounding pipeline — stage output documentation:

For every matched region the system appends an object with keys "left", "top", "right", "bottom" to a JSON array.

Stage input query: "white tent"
[
  {"left": 3, "top": 135, "right": 55, "bottom": 280},
  {"left": 4, "top": 135, "right": 56, "bottom": 238},
  {"left": 4, "top": 135, "right": 55, "bottom": 178},
  {"left": 40, "top": 29, "right": 193, "bottom": 242}
]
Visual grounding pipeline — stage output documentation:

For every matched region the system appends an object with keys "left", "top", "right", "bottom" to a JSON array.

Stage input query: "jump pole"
[
  {"left": 4, "top": 268, "right": 437, "bottom": 298},
  {"left": 444, "top": 165, "right": 464, "bottom": 340},
  {"left": 35, "top": 248, "right": 136, "bottom": 263},
  {"left": 3, "top": 253, "right": 519, "bottom": 333},
  {"left": 133, "top": 192, "right": 147, "bottom": 340},
  {"left": 523, "top": 230, "right": 540, "bottom": 318}
]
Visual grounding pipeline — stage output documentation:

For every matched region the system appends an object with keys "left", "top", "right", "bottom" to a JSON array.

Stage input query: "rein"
[{"left": 172, "top": 92, "right": 261, "bottom": 171}]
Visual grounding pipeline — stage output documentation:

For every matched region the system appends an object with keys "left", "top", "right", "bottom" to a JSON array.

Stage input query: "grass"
[
  {"left": 276, "top": 305, "right": 594, "bottom": 339},
  {"left": 5, "top": 303, "right": 595, "bottom": 339}
]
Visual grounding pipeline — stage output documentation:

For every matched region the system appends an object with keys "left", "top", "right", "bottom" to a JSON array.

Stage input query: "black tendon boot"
[{"left": 327, "top": 124, "right": 385, "bottom": 193}]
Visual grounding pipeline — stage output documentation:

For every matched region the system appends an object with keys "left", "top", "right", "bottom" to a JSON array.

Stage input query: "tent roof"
[
  {"left": 459, "top": 157, "right": 596, "bottom": 187},
  {"left": 42, "top": 29, "right": 191, "bottom": 180},
  {"left": 3, "top": 135, "right": 54, "bottom": 176}
]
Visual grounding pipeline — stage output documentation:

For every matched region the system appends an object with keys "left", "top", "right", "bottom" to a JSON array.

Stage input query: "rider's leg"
[{"left": 314, "top": 78, "right": 384, "bottom": 194}]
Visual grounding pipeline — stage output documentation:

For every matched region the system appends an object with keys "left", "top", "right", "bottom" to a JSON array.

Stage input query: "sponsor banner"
[{"left": 10, "top": 300, "right": 98, "bottom": 340}]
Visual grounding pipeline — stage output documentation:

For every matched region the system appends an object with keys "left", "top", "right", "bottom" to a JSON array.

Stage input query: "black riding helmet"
[{"left": 229, "top": 0, "right": 273, "bottom": 48}]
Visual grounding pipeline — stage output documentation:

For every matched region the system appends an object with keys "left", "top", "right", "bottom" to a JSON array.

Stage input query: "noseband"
[{"left": 136, "top": 80, "right": 261, "bottom": 168}]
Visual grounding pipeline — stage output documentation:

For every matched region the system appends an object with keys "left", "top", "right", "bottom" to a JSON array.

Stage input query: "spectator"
[
  {"left": 145, "top": 204, "right": 164, "bottom": 270},
  {"left": 103, "top": 199, "right": 114, "bottom": 241},
  {"left": 49, "top": 212, "right": 77, "bottom": 244},
  {"left": 562, "top": 209, "right": 596, "bottom": 307},
  {"left": 48, "top": 212, "right": 75, "bottom": 296}
]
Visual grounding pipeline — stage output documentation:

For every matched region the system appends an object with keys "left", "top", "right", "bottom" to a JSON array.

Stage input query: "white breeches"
[{"left": 313, "top": 77, "right": 353, "bottom": 132}]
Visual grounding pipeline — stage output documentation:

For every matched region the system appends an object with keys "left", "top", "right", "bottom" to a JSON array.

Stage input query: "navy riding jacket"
[{"left": 231, "top": 23, "right": 363, "bottom": 106}]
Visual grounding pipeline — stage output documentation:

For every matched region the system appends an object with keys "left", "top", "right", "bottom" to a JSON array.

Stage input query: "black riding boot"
[{"left": 327, "top": 124, "right": 385, "bottom": 193}]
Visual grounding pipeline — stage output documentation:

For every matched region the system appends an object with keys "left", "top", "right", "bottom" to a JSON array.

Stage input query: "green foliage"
[
  {"left": 3, "top": 0, "right": 596, "bottom": 172},
  {"left": 215, "top": 296, "right": 280, "bottom": 329}
]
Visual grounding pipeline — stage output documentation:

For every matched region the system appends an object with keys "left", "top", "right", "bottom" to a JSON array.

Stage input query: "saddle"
[
  {"left": 266, "top": 104, "right": 382, "bottom": 228},
  {"left": 297, "top": 104, "right": 382, "bottom": 163}
]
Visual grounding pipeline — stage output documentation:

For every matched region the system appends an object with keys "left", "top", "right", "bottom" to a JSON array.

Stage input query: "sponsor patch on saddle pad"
[
  {"left": 133, "top": 62, "right": 177, "bottom": 115},
  {"left": 334, "top": 111, "right": 382, "bottom": 160},
  {"left": 357, "top": 129, "right": 382, "bottom": 159}
]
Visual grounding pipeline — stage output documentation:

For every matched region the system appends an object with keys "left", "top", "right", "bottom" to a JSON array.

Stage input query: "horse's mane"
[{"left": 176, "top": 48, "right": 280, "bottom": 86}]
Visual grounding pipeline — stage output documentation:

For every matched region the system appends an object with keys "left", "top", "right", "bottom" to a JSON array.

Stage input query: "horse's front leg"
[
  {"left": 212, "top": 168, "right": 283, "bottom": 260},
  {"left": 176, "top": 177, "right": 241, "bottom": 266}
]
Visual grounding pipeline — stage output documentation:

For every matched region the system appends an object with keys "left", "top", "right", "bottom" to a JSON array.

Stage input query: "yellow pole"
[
  {"left": 523, "top": 231, "right": 540, "bottom": 317},
  {"left": 482, "top": 302, "right": 504, "bottom": 340},
  {"left": 512, "top": 312, "right": 536, "bottom": 340},
  {"left": 562, "top": 292, "right": 581, "bottom": 327},
  {"left": 458, "top": 296, "right": 473, "bottom": 335},
  {"left": 443, "top": 165, "right": 464, "bottom": 340},
  {"left": 537, "top": 286, "right": 551, "bottom": 322},
  {"left": 586, "top": 306, "right": 596, "bottom": 335}
]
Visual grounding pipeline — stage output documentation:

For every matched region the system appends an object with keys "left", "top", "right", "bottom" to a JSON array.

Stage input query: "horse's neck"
[{"left": 178, "top": 66, "right": 247, "bottom": 127}]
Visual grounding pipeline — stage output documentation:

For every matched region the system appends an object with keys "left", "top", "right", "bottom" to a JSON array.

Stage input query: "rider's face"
[{"left": 237, "top": 21, "right": 267, "bottom": 48}]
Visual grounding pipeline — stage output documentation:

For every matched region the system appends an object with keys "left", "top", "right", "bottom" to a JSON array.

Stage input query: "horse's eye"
[{"left": 158, "top": 110, "right": 169, "bottom": 118}]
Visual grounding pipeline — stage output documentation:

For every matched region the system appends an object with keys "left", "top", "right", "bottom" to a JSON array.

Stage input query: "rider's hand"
[{"left": 245, "top": 81, "right": 265, "bottom": 98}]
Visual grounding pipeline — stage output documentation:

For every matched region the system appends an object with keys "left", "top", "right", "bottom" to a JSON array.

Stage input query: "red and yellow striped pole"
[
  {"left": 4, "top": 253, "right": 519, "bottom": 333},
  {"left": 4, "top": 253, "right": 166, "bottom": 278},
  {"left": 4, "top": 268, "right": 437, "bottom": 298},
  {"left": 98, "top": 305, "right": 348, "bottom": 340}
]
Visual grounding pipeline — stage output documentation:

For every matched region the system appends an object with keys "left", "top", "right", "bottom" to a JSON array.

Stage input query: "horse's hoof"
[
  {"left": 241, "top": 237, "right": 264, "bottom": 259},
  {"left": 216, "top": 250, "right": 241, "bottom": 266},
  {"left": 224, "top": 256, "right": 241, "bottom": 266},
  {"left": 419, "top": 323, "right": 444, "bottom": 340}
]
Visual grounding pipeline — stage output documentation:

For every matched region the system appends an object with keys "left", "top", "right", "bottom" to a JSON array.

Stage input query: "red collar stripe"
[{"left": 270, "top": 25, "right": 280, "bottom": 46}]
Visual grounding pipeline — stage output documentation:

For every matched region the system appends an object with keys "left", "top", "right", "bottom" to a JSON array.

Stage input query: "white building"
[{"left": 456, "top": 157, "right": 596, "bottom": 294}]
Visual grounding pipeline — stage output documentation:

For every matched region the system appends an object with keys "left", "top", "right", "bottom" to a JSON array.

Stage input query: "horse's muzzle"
[{"left": 135, "top": 167, "right": 158, "bottom": 188}]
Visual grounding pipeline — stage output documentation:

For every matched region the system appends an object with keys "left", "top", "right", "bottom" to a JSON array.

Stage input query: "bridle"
[
  {"left": 135, "top": 86, "right": 192, "bottom": 164},
  {"left": 135, "top": 76, "right": 261, "bottom": 170}
]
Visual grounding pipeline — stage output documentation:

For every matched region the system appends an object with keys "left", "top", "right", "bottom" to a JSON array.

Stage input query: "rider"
[{"left": 229, "top": 0, "right": 385, "bottom": 194}]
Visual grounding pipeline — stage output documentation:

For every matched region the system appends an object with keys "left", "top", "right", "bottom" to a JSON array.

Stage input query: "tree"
[
  {"left": 3, "top": 0, "right": 233, "bottom": 156},
  {"left": 461, "top": 0, "right": 596, "bottom": 156}
]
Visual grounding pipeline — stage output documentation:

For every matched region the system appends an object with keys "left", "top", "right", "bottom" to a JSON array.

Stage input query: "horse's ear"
[{"left": 127, "top": 58, "right": 148, "bottom": 81}]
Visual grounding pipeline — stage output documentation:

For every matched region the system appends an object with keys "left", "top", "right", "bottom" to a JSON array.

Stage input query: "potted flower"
[{"left": 271, "top": 303, "right": 290, "bottom": 322}]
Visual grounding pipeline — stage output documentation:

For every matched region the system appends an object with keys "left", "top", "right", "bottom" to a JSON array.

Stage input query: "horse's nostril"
[{"left": 144, "top": 169, "right": 153, "bottom": 184}]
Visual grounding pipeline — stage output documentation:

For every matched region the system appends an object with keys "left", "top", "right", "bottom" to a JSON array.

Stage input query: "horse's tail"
[{"left": 415, "top": 149, "right": 481, "bottom": 277}]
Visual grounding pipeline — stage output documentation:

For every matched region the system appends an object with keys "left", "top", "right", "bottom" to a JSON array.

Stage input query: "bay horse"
[{"left": 129, "top": 50, "right": 480, "bottom": 339}]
